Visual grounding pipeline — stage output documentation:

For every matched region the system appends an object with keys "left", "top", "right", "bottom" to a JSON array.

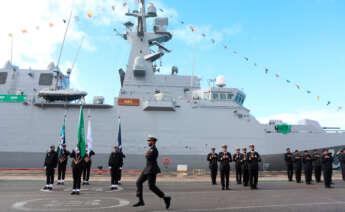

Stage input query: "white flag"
[{"left": 86, "top": 118, "right": 93, "bottom": 154}]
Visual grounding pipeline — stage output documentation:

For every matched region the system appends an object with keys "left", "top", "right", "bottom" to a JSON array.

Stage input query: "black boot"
[
  {"left": 132, "top": 201, "right": 145, "bottom": 207},
  {"left": 164, "top": 196, "right": 171, "bottom": 209}
]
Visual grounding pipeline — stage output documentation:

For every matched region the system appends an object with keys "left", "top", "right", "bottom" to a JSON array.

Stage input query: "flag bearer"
[
  {"left": 284, "top": 148, "right": 294, "bottom": 182},
  {"left": 57, "top": 144, "right": 70, "bottom": 185},
  {"left": 340, "top": 149, "right": 345, "bottom": 181},
  {"left": 242, "top": 148, "right": 249, "bottom": 187},
  {"left": 233, "top": 147, "right": 244, "bottom": 184},
  {"left": 312, "top": 149, "right": 322, "bottom": 183},
  {"left": 218, "top": 145, "right": 232, "bottom": 190},
  {"left": 108, "top": 146, "right": 125, "bottom": 190},
  {"left": 293, "top": 150, "right": 302, "bottom": 183},
  {"left": 82, "top": 144, "right": 95, "bottom": 185},
  {"left": 322, "top": 149, "right": 333, "bottom": 188},
  {"left": 43, "top": 145, "right": 58, "bottom": 190},
  {"left": 70, "top": 147, "right": 84, "bottom": 195},
  {"left": 207, "top": 147, "right": 218, "bottom": 185},
  {"left": 303, "top": 150, "right": 313, "bottom": 184},
  {"left": 133, "top": 136, "right": 171, "bottom": 209},
  {"left": 247, "top": 144, "right": 261, "bottom": 189}
]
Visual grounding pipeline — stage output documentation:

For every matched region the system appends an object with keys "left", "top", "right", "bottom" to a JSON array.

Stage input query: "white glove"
[
  {"left": 119, "top": 167, "right": 123, "bottom": 170},
  {"left": 108, "top": 167, "right": 112, "bottom": 170},
  {"left": 44, "top": 166, "right": 46, "bottom": 170}
]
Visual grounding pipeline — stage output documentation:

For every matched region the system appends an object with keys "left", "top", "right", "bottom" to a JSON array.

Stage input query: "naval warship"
[{"left": 1, "top": 0, "right": 344, "bottom": 171}]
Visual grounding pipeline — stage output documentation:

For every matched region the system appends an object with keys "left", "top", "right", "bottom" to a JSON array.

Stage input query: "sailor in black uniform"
[
  {"left": 340, "top": 149, "right": 345, "bottom": 182},
  {"left": 321, "top": 149, "right": 333, "bottom": 188},
  {"left": 233, "top": 147, "right": 244, "bottom": 184},
  {"left": 70, "top": 147, "right": 84, "bottom": 195},
  {"left": 247, "top": 144, "right": 261, "bottom": 189},
  {"left": 133, "top": 136, "right": 171, "bottom": 209},
  {"left": 43, "top": 145, "right": 58, "bottom": 190},
  {"left": 303, "top": 150, "right": 313, "bottom": 184},
  {"left": 312, "top": 149, "right": 322, "bottom": 183},
  {"left": 108, "top": 146, "right": 125, "bottom": 190},
  {"left": 242, "top": 147, "right": 249, "bottom": 187},
  {"left": 293, "top": 150, "right": 302, "bottom": 183},
  {"left": 57, "top": 144, "right": 70, "bottom": 185},
  {"left": 207, "top": 147, "right": 218, "bottom": 185},
  {"left": 284, "top": 148, "right": 294, "bottom": 181},
  {"left": 82, "top": 144, "right": 95, "bottom": 185},
  {"left": 218, "top": 145, "right": 232, "bottom": 190}
]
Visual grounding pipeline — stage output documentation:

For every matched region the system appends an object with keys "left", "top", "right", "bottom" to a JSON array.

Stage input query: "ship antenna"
[
  {"left": 56, "top": 11, "right": 72, "bottom": 69},
  {"left": 71, "top": 37, "right": 84, "bottom": 71},
  {"left": 190, "top": 33, "right": 197, "bottom": 96}
]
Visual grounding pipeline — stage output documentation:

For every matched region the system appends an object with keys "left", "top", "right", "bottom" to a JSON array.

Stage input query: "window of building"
[
  {"left": 0, "top": 72, "right": 8, "bottom": 84},
  {"left": 227, "top": 93, "right": 233, "bottom": 100},
  {"left": 39, "top": 73, "right": 53, "bottom": 86},
  {"left": 212, "top": 93, "right": 218, "bottom": 100},
  {"left": 220, "top": 93, "right": 226, "bottom": 100}
]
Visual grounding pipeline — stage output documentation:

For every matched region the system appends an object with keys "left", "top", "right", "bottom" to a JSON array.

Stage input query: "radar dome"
[{"left": 216, "top": 75, "right": 226, "bottom": 87}]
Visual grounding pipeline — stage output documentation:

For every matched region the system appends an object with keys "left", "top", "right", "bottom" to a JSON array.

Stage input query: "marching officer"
[
  {"left": 242, "top": 147, "right": 249, "bottom": 187},
  {"left": 312, "top": 149, "right": 322, "bottom": 183},
  {"left": 108, "top": 146, "right": 125, "bottom": 190},
  {"left": 284, "top": 148, "right": 294, "bottom": 181},
  {"left": 321, "top": 149, "right": 333, "bottom": 188},
  {"left": 43, "top": 145, "right": 58, "bottom": 190},
  {"left": 207, "top": 147, "right": 218, "bottom": 185},
  {"left": 70, "top": 147, "right": 84, "bottom": 195},
  {"left": 340, "top": 149, "right": 345, "bottom": 181},
  {"left": 133, "top": 136, "right": 171, "bottom": 209},
  {"left": 82, "top": 144, "right": 95, "bottom": 185},
  {"left": 303, "top": 150, "right": 313, "bottom": 184},
  {"left": 218, "top": 145, "right": 232, "bottom": 190},
  {"left": 57, "top": 144, "right": 70, "bottom": 185},
  {"left": 247, "top": 144, "right": 261, "bottom": 189},
  {"left": 293, "top": 150, "right": 302, "bottom": 183},
  {"left": 233, "top": 147, "right": 244, "bottom": 184}
]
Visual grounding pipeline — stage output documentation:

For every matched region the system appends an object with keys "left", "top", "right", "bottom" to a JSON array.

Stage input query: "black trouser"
[
  {"left": 235, "top": 164, "right": 242, "bottom": 184},
  {"left": 119, "top": 168, "right": 122, "bottom": 181},
  {"left": 82, "top": 162, "right": 91, "bottom": 181},
  {"left": 46, "top": 168, "right": 55, "bottom": 185},
  {"left": 295, "top": 167, "right": 302, "bottom": 183},
  {"left": 323, "top": 168, "right": 332, "bottom": 187},
  {"left": 220, "top": 168, "right": 230, "bottom": 189},
  {"left": 242, "top": 166, "right": 249, "bottom": 186},
  {"left": 248, "top": 166, "right": 258, "bottom": 188},
  {"left": 72, "top": 166, "right": 82, "bottom": 190},
  {"left": 304, "top": 166, "right": 312, "bottom": 184},
  {"left": 209, "top": 167, "right": 217, "bottom": 185},
  {"left": 136, "top": 172, "right": 165, "bottom": 202},
  {"left": 58, "top": 162, "right": 67, "bottom": 180},
  {"left": 314, "top": 166, "right": 322, "bottom": 183},
  {"left": 111, "top": 167, "right": 121, "bottom": 185},
  {"left": 341, "top": 164, "right": 345, "bottom": 181},
  {"left": 286, "top": 164, "right": 293, "bottom": 181}
]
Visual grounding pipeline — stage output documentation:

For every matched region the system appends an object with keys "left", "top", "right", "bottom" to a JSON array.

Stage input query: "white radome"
[{"left": 216, "top": 75, "right": 226, "bottom": 87}]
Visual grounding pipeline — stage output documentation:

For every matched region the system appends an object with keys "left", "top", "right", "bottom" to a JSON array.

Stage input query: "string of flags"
[{"left": 4, "top": 0, "right": 343, "bottom": 112}]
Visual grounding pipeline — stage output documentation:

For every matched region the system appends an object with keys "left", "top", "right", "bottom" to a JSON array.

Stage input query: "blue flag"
[{"left": 117, "top": 118, "right": 122, "bottom": 152}]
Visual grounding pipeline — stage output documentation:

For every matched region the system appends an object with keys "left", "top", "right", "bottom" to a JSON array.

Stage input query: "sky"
[{"left": 1, "top": 0, "right": 345, "bottom": 128}]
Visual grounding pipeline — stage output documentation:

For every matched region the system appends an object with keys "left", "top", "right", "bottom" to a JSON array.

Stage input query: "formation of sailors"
[
  {"left": 285, "top": 147, "right": 345, "bottom": 188},
  {"left": 207, "top": 144, "right": 261, "bottom": 190}
]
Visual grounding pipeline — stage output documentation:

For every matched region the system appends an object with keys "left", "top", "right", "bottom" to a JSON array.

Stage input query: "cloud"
[{"left": 257, "top": 110, "right": 345, "bottom": 129}]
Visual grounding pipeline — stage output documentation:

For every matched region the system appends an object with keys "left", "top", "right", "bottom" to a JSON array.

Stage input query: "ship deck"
[{"left": 1, "top": 178, "right": 345, "bottom": 212}]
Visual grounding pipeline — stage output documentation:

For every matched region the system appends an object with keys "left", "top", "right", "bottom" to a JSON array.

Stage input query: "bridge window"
[
  {"left": 0, "top": 72, "right": 8, "bottom": 84},
  {"left": 227, "top": 93, "right": 233, "bottom": 100},
  {"left": 220, "top": 93, "right": 226, "bottom": 100},
  {"left": 39, "top": 73, "right": 53, "bottom": 86},
  {"left": 212, "top": 93, "right": 219, "bottom": 100}
]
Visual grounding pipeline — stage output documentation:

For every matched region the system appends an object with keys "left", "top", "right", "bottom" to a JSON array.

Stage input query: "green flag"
[
  {"left": 77, "top": 106, "right": 86, "bottom": 158},
  {"left": 57, "top": 116, "right": 66, "bottom": 157}
]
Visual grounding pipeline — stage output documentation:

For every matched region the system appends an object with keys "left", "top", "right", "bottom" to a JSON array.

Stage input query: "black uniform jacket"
[
  {"left": 143, "top": 146, "right": 161, "bottom": 175},
  {"left": 70, "top": 151, "right": 84, "bottom": 169},
  {"left": 108, "top": 152, "right": 125, "bottom": 168},
  {"left": 247, "top": 151, "right": 261, "bottom": 168},
  {"left": 207, "top": 153, "right": 218, "bottom": 169},
  {"left": 339, "top": 154, "right": 345, "bottom": 165},
  {"left": 294, "top": 154, "right": 302, "bottom": 168},
  {"left": 233, "top": 153, "right": 244, "bottom": 167},
  {"left": 218, "top": 152, "right": 232, "bottom": 170},
  {"left": 284, "top": 153, "right": 294, "bottom": 165},
  {"left": 303, "top": 154, "right": 313, "bottom": 168},
  {"left": 44, "top": 151, "right": 58, "bottom": 168},
  {"left": 312, "top": 153, "right": 322, "bottom": 167},
  {"left": 58, "top": 150, "right": 70, "bottom": 165},
  {"left": 242, "top": 152, "right": 249, "bottom": 169},
  {"left": 84, "top": 150, "right": 95, "bottom": 164},
  {"left": 321, "top": 154, "right": 333, "bottom": 170}
]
